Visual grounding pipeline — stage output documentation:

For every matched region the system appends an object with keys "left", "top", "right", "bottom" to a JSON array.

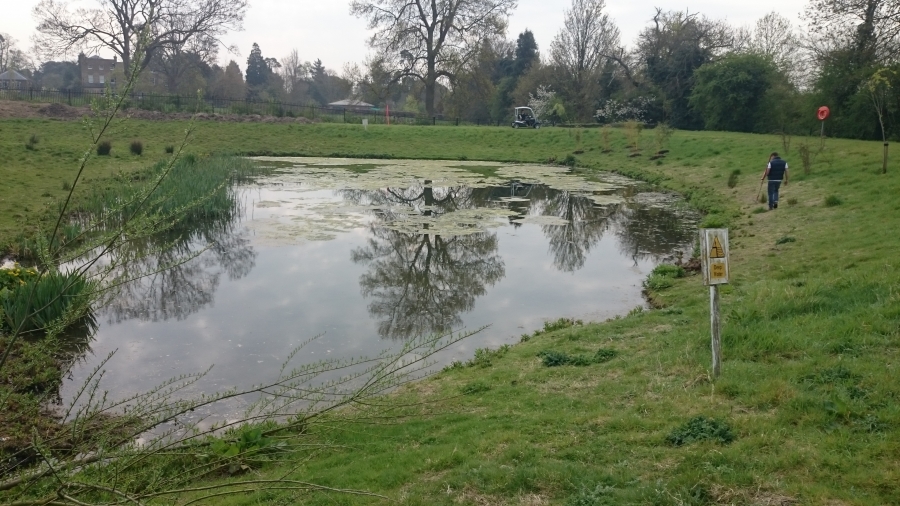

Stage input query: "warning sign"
[
  {"left": 700, "top": 229, "right": 729, "bottom": 285},
  {"left": 709, "top": 237, "right": 726, "bottom": 259}
]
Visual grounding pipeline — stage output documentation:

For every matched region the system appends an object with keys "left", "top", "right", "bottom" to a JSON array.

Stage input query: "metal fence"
[{"left": 0, "top": 88, "right": 467, "bottom": 126}]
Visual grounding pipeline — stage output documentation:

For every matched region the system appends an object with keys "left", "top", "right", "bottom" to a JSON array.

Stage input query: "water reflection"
[
  {"left": 102, "top": 218, "right": 257, "bottom": 324},
  {"left": 92, "top": 173, "right": 694, "bottom": 344},
  {"left": 612, "top": 200, "right": 694, "bottom": 263},
  {"left": 345, "top": 183, "right": 505, "bottom": 340},
  {"left": 341, "top": 182, "right": 694, "bottom": 341}
]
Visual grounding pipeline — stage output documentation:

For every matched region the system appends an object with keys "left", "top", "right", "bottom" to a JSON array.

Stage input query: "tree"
[
  {"left": 0, "top": 33, "right": 32, "bottom": 73},
  {"left": 280, "top": 49, "right": 309, "bottom": 96},
  {"left": 690, "top": 53, "right": 779, "bottom": 132},
  {"left": 866, "top": 67, "right": 894, "bottom": 172},
  {"left": 636, "top": 9, "right": 735, "bottom": 128},
  {"left": 550, "top": 0, "right": 621, "bottom": 120},
  {"left": 245, "top": 43, "right": 268, "bottom": 87},
  {"left": 150, "top": 35, "right": 218, "bottom": 94},
  {"left": 804, "top": 0, "right": 900, "bottom": 65},
  {"left": 34, "top": 60, "right": 81, "bottom": 90},
  {"left": 351, "top": 0, "right": 518, "bottom": 117},
  {"left": 210, "top": 60, "right": 246, "bottom": 99},
  {"left": 33, "top": 0, "right": 247, "bottom": 76},
  {"left": 514, "top": 29, "right": 539, "bottom": 76}
]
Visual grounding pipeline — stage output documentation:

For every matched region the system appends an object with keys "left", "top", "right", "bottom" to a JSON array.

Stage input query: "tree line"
[{"left": 4, "top": 0, "right": 900, "bottom": 139}]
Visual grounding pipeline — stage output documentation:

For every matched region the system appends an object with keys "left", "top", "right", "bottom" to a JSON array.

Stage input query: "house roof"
[
  {"left": 0, "top": 70, "right": 29, "bottom": 81},
  {"left": 329, "top": 99, "right": 374, "bottom": 108}
]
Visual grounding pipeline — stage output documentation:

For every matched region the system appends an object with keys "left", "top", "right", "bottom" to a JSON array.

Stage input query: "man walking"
[{"left": 762, "top": 152, "right": 789, "bottom": 210}]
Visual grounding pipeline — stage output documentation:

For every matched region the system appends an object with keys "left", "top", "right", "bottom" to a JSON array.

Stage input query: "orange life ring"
[{"left": 817, "top": 106, "right": 830, "bottom": 121}]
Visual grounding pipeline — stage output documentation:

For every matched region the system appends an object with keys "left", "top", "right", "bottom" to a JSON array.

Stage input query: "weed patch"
[
  {"left": 666, "top": 416, "right": 735, "bottom": 446},
  {"left": 537, "top": 348, "right": 619, "bottom": 367},
  {"left": 461, "top": 380, "right": 492, "bottom": 395},
  {"left": 775, "top": 236, "right": 796, "bottom": 245},
  {"left": 467, "top": 345, "right": 511, "bottom": 368},
  {"left": 130, "top": 139, "right": 144, "bottom": 156},
  {"left": 825, "top": 195, "right": 842, "bottom": 207}
]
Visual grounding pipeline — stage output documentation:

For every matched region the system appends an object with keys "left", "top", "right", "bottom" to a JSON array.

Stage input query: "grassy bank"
[{"left": 1, "top": 115, "right": 899, "bottom": 504}]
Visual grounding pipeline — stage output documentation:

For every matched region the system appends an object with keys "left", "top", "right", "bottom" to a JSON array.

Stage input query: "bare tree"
[
  {"left": 0, "top": 33, "right": 33, "bottom": 73},
  {"left": 744, "top": 11, "right": 812, "bottom": 87},
  {"left": 151, "top": 34, "right": 219, "bottom": 94},
  {"left": 350, "top": 0, "right": 518, "bottom": 117},
  {"left": 33, "top": 0, "right": 247, "bottom": 76},
  {"left": 549, "top": 0, "right": 621, "bottom": 120},
  {"left": 803, "top": 0, "right": 900, "bottom": 64},
  {"left": 280, "top": 49, "right": 309, "bottom": 95}
]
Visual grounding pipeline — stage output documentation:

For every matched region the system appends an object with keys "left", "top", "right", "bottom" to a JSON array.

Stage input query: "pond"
[{"left": 62, "top": 158, "right": 698, "bottom": 421}]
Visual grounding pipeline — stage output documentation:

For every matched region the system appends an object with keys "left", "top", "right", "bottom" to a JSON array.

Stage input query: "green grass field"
[{"left": 1, "top": 113, "right": 899, "bottom": 504}]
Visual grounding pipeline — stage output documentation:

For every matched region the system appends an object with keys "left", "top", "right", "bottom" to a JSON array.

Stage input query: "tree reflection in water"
[
  {"left": 346, "top": 181, "right": 695, "bottom": 340},
  {"left": 530, "top": 186, "right": 616, "bottom": 272},
  {"left": 102, "top": 220, "right": 257, "bottom": 324},
  {"left": 612, "top": 202, "right": 695, "bottom": 264},
  {"left": 345, "top": 183, "right": 505, "bottom": 340}
]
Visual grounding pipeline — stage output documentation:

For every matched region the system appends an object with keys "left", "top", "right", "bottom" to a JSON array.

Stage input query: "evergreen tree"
[
  {"left": 515, "top": 30, "right": 539, "bottom": 76},
  {"left": 245, "top": 43, "right": 269, "bottom": 87}
]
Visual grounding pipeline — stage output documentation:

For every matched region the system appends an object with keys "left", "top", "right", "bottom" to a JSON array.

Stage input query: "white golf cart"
[{"left": 511, "top": 107, "right": 541, "bottom": 129}]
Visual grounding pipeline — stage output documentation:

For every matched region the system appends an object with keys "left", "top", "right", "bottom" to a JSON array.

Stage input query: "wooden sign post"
[{"left": 700, "top": 229, "right": 729, "bottom": 378}]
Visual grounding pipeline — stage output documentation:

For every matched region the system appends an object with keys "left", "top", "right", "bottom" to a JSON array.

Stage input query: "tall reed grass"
[
  {"left": 1, "top": 270, "right": 96, "bottom": 335},
  {"left": 72, "top": 155, "right": 265, "bottom": 230}
]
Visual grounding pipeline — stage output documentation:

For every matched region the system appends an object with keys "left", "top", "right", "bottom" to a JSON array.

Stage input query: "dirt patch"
[
  {"left": 0, "top": 99, "right": 316, "bottom": 124},
  {"left": 38, "top": 102, "right": 85, "bottom": 118}
]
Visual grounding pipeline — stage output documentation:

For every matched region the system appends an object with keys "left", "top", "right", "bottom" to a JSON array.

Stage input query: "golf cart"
[{"left": 512, "top": 106, "right": 541, "bottom": 129}]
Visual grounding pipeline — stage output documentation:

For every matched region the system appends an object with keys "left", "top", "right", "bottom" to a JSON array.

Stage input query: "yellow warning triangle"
[{"left": 710, "top": 236, "right": 726, "bottom": 259}]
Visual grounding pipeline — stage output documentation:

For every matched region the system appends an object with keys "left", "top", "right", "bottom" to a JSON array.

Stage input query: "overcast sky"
[{"left": 4, "top": 0, "right": 809, "bottom": 71}]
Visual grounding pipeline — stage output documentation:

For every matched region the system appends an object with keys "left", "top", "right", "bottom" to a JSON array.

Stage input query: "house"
[
  {"left": 328, "top": 99, "right": 374, "bottom": 112},
  {"left": 78, "top": 53, "right": 117, "bottom": 90},
  {"left": 0, "top": 70, "right": 31, "bottom": 90}
]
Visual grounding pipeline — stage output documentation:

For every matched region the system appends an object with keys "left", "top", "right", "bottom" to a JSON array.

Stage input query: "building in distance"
[
  {"left": 0, "top": 69, "right": 31, "bottom": 90},
  {"left": 78, "top": 53, "right": 117, "bottom": 91}
]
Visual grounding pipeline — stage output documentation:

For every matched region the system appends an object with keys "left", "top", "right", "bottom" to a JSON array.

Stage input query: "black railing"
[{"left": 0, "top": 88, "right": 467, "bottom": 126}]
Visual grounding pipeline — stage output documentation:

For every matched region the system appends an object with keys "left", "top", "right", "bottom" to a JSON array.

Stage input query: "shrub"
[
  {"left": 0, "top": 264, "right": 40, "bottom": 291},
  {"left": 594, "top": 348, "right": 618, "bottom": 363},
  {"left": 25, "top": 133, "right": 39, "bottom": 151},
  {"left": 727, "top": 169, "right": 739, "bottom": 188},
  {"left": 538, "top": 350, "right": 574, "bottom": 367},
  {"left": 97, "top": 140, "right": 112, "bottom": 156},
  {"left": 825, "top": 195, "right": 842, "bottom": 207},
  {"left": 787, "top": 197, "right": 798, "bottom": 206},
  {"left": 666, "top": 416, "right": 735, "bottom": 446},
  {"left": 165, "top": 145, "right": 175, "bottom": 154},
  {"left": 651, "top": 264, "right": 685, "bottom": 278},
  {"left": 644, "top": 274, "right": 674, "bottom": 290},
  {"left": 130, "top": 140, "right": 144, "bottom": 156},
  {"left": 467, "top": 345, "right": 510, "bottom": 368}
]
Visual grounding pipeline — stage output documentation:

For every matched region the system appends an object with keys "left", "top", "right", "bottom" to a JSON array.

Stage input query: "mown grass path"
[{"left": 2, "top": 116, "right": 899, "bottom": 504}]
